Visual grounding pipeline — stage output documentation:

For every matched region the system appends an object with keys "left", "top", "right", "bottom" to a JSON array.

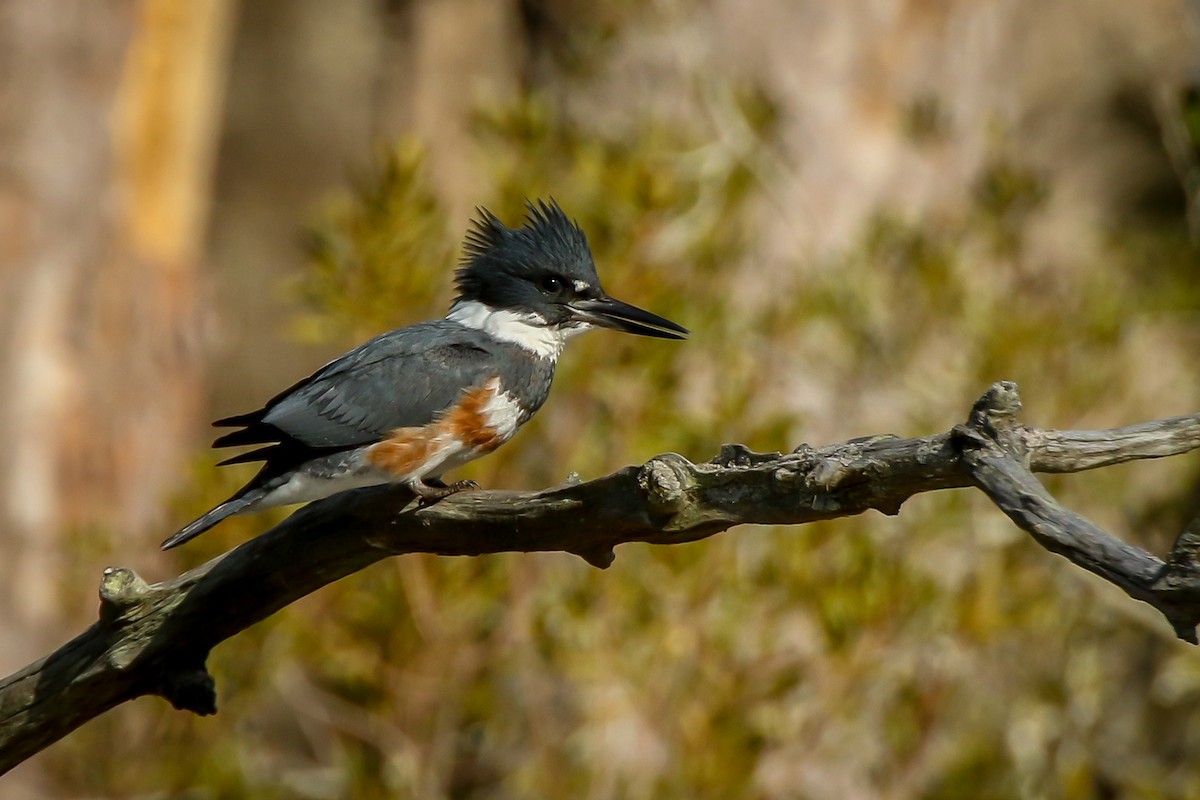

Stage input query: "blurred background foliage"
[{"left": 7, "top": 0, "right": 1200, "bottom": 798}]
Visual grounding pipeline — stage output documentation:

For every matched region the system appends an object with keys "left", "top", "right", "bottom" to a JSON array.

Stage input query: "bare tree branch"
[
  {"left": 954, "top": 383, "right": 1199, "bottom": 640},
  {"left": 2, "top": 381, "right": 1199, "bottom": 772}
]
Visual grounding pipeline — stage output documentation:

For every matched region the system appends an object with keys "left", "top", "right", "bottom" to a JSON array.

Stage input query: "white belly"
[
  {"left": 253, "top": 438, "right": 494, "bottom": 511},
  {"left": 256, "top": 469, "right": 393, "bottom": 509}
]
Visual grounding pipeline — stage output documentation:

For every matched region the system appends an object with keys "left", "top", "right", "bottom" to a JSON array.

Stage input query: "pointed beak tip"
[{"left": 654, "top": 323, "right": 689, "bottom": 341}]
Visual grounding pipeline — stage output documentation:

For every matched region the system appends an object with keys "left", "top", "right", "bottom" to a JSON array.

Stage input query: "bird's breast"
[
  {"left": 446, "top": 376, "right": 527, "bottom": 448},
  {"left": 366, "top": 376, "right": 529, "bottom": 477}
]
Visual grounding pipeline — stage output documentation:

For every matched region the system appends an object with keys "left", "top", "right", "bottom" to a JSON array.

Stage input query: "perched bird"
[{"left": 163, "top": 200, "right": 687, "bottom": 549}]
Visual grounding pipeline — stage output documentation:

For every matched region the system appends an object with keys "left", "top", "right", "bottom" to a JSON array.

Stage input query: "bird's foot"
[{"left": 411, "top": 478, "right": 480, "bottom": 505}]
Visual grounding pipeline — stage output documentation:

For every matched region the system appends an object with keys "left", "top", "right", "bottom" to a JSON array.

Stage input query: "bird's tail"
[{"left": 161, "top": 483, "right": 271, "bottom": 550}]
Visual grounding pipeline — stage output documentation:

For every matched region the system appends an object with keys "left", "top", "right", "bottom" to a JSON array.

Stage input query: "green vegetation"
[{"left": 294, "top": 144, "right": 454, "bottom": 344}]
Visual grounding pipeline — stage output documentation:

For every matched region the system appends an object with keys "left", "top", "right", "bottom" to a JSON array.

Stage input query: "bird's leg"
[{"left": 410, "top": 477, "right": 480, "bottom": 504}]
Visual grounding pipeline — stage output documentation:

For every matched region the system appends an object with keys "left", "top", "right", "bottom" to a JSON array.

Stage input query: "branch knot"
[
  {"left": 639, "top": 454, "right": 692, "bottom": 512},
  {"left": 98, "top": 567, "right": 151, "bottom": 625},
  {"left": 961, "top": 380, "right": 1028, "bottom": 461}
]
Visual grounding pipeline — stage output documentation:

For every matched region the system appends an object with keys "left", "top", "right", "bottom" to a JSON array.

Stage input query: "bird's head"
[{"left": 452, "top": 200, "right": 688, "bottom": 341}]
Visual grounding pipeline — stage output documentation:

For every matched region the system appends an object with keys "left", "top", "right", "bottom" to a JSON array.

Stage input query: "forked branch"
[{"left": 2, "top": 381, "right": 1200, "bottom": 772}]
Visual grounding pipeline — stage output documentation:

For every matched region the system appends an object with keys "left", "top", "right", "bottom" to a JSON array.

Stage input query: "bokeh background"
[{"left": 3, "top": 0, "right": 1200, "bottom": 797}]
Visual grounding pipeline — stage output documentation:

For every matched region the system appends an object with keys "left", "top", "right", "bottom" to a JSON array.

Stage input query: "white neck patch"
[{"left": 447, "top": 300, "right": 588, "bottom": 360}]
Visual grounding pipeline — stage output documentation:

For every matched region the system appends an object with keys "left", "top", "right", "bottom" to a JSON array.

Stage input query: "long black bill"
[{"left": 570, "top": 296, "right": 689, "bottom": 340}]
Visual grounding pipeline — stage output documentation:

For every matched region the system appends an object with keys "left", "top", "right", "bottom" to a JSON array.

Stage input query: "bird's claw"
[{"left": 412, "top": 479, "right": 480, "bottom": 505}]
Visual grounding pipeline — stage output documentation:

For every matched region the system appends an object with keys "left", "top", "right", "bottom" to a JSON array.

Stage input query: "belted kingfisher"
[{"left": 162, "top": 199, "right": 687, "bottom": 549}]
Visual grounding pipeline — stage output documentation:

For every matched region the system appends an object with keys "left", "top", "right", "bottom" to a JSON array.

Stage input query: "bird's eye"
[{"left": 540, "top": 276, "right": 563, "bottom": 294}]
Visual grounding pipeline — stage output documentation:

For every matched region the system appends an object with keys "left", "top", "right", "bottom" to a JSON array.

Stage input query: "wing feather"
[{"left": 214, "top": 322, "right": 498, "bottom": 457}]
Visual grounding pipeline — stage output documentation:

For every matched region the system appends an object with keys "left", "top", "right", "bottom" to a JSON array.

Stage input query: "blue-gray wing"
[{"left": 213, "top": 322, "right": 498, "bottom": 455}]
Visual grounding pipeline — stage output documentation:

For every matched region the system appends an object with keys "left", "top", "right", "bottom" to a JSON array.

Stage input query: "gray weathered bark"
[{"left": 2, "top": 381, "right": 1199, "bottom": 773}]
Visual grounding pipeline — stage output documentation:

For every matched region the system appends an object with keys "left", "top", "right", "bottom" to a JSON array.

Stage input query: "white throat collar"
[{"left": 447, "top": 300, "right": 589, "bottom": 359}]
